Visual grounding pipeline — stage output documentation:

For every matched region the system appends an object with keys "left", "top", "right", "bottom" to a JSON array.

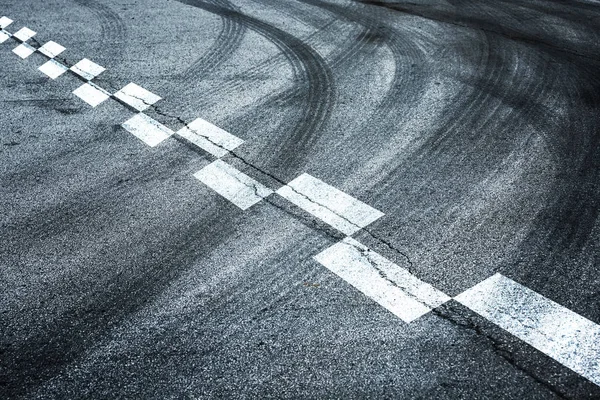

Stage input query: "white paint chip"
[
  {"left": 114, "top": 82, "right": 161, "bottom": 111},
  {"left": 176, "top": 118, "right": 244, "bottom": 158},
  {"left": 38, "top": 41, "right": 65, "bottom": 58},
  {"left": 0, "top": 30, "right": 10, "bottom": 43},
  {"left": 73, "top": 83, "right": 110, "bottom": 107},
  {"left": 455, "top": 273, "right": 600, "bottom": 386},
  {"left": 13, "top": 43, "right": 35, "bottom": 59},
  {"left": 0, "top": 16, "right": 13, "bottom": 29},
  {"left": 121, "top": 113, "right": 174, "bottom": 147},
  {"left": 13, "top": 27, "right": 35, "bottom": 41},
  {"left": 39, "top": 59, "right": 68, "bottom": 79},
  {"left": 276, "top": 173, "right": 384, "bottom": 235},
  {"left": 194, "top": 160, "right": 273, "bottom": 210},
  {"left": 70, "top": 58, "right": 105, "bottom": 80},
  {"left": 315, "top": 237, "right": 450, "bottom": 323}
]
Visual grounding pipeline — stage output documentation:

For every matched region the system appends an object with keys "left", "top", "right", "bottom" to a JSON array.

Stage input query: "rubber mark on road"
[
  {"left": 114, "top": 82, "right": 161, "bottom": 112},
  {"left": 121, "top": 113, "right": 174, "bottom": 147},
  {"left": 276, "top": 173, "right": 384, "bottom": 236},
  {"left": 73, "top": 82, "right": 110, "bottom": 107},
  {"left": 194, "top": 160, "right": 273, "bottom": 210},
  {"left": 3, "top": 14, "right": 600, "bottom": 389},
  {"left": 455, "top": 273, "right": 600, "bottom": 386},
  {"left": 176, "top": 118, "right": 244, "bottom": 158},
  {"left": 315, "top": 237, "right": 451, "bottom": 322}
]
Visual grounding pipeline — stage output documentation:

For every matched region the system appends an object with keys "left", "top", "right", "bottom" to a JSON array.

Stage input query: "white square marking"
[
  {"left": 39, "top": 59, "right": 68, "bottom": 79},
  {"left": 38, "top": 41, "right": 65, "bottom": 58},
  {"left": 121, "top": 113, "right": 174, "bottom": 147},
  {"left": 0, "top": 31, "right": 10, "bottom": 43},
  {"left": 13, "top": 27, "right": 35, "bottom": 41},
  {"left": 0, "top": 16, "right": 13, "bottom": 29},
  {"left": 70, "top": 58, "right": 105, "bottom": 80},
  {"left": 456, "top": 274, "right": 600, "bottom": 387},
  {"left": 176, "top": 118, "right": 244, "bottom": 158},
  {"left": 276, "top": 173, "right": 384, "bottom": 236},
  {"left": 13, "top": 43, "right": 35, "bottom": 59},
  {"left": 114, "top": 82, "right": 161, "bottom": 112},
  {"left": 73, "top": 83, "right": 110, "bottom": 107},
  {"left": 194, "top": 160, "right": 273, "bottom": 210},
  {"left": 315, "top": 237, "right": 451, "bottom": 323}
]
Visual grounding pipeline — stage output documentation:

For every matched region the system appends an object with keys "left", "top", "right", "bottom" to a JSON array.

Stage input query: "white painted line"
[
  {"left": 315, "top": 237, "right": 450, "bottom": 323},
  {"left": 13, "top": 27, "right": 35, "bottom": 41},
  {"left": 114, "top": 82, "right": 161, "bottom": 112},
  {"left": 73, "top": 82, "right": 110, "bottom": 107},
  {"left": 0, "top": 30, "right": 10, "bottom": 43},
  {"left": 455, "top": 273, "right": 600, "bottom": 386},
  {"left": 121, "top": 113, "right": 174, "bottom": 147},
  {"left": 276, "top": 173, "right": 384, "bottom": 236},
  {"left": 13, "top": 43, "right": 35, "bottom": 59},
  {"left": 0, "top": 16, "right": 13, "bottom": 29},
  {"left": 38, "top": 41, "right": 65, "bottom": 58},
  {"left": 176, "top": 118, "right": 244, "bottom": 158},
  {"left": 70, "top": 58, "right": 105, "bottom": 80},
  {"left": 39, "top": 59, "right": 68, "bottom": 79},
  {"left": 194, "top": 160, "right": 273, "bottom": 210}
]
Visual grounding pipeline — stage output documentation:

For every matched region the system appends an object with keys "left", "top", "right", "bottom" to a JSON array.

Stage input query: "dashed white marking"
[
  {"left": 455, "top": 273, "right": 600, "bottom": 386},
  {"left": 70, "top": 58, "right": 105, "bottom": 80},
  {"left": 121, "top": 113, "right": 174, "bottom": 147},
  {"left": 276, "top": 173, "right": 384, "bottom": 236},
  {"left": 38, "top": 41, "right": 65, "bottom": 58},
  {"left": 114, "top": 82, "right": 161, "bottom": 112},
  {"left": 315, "top": 237, "right": 450, "bottom": 323},
  {"left": 39, "top": 59, "right": 68, "bottom": 79},
  {"left": 13, "top": 27, "right": 35, "bottom": 41},
  {"left": 176, "top": 118, "right": 244, "bottom": 158},
  {"left": 194, "top": 160, "right": 273, "bottom": 210},
  {"left": 13, "top": 43, "right": 35, "bottom": 59},
  {"left": 0, "top": 30, "right": 11, "bottom": 43},
  {"left": 0, "top": 16, "right": 13, "bottom": 29},
  {"left": 73, "top": 82, "right": 110, "bottom": 107}
]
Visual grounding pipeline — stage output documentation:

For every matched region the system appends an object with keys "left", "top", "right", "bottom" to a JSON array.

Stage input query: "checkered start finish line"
[{"left": 1, "top": 15, "right": 599, "bottom": 387}]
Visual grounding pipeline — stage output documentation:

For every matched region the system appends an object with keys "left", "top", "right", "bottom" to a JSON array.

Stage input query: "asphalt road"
[{"left": 1, "top": 0, "right": 600, "bottom": 398}]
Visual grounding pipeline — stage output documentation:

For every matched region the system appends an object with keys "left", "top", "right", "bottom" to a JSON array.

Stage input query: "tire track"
[
  {"left": 296, "top": 0, "right": 432, "bottom": 180},
  {"left": 178, "top": 0, "right": 247, "bottom": 84},
  {"left": 362, "top": 0, "right": 600, "bottom": 303},
  {"left": 0, "top": 159, "right": 242, "bottom": 398},
  {"left": 70, "top": 0, "right": 127, "bottom": 62},
  {"left": 177, "top": 0, "right": 335, "bottom": 180}
]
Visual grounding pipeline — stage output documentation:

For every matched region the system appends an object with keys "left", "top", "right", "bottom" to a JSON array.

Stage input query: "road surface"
[{"left": 1, "top": 0, "right": 600, "bottom": 398}]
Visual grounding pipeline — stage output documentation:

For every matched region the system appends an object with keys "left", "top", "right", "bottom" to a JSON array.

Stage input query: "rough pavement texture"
[{"left": 1, "top": 0, "right": 600, "bottom": 398}]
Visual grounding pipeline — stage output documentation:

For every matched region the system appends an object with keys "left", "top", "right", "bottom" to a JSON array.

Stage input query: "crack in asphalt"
[
  {"left": 430, "top": 304, "right": 571, "bottom": 399},
  {"left": 0, "top": 15, "right": 589, "bottom": 398},
  {"left": 112, "top": 92, "right": 425, "bottom": 284},
  {"left": 363, "top": 227, "right": 415, "bottom": 271},
  {"left": 4, "top": 24, "right": 421, "bottom": 291},
  {"left": 353, "top": 242, "right": 429, "bottom": 307}
]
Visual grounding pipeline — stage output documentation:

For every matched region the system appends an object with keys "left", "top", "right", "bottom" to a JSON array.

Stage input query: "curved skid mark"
[
  {"left": 178, "top": 0, "right": 335, "bottom": 180},
  {"left": 179, "top": 0, "right": 247, "bottom": 83},
  {"left": 71, "top": 0, "right": 127, "bottom": 63}
]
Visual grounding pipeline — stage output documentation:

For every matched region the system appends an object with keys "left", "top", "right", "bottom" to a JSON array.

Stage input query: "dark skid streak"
[
  {"left": 177, "top": 0, "right": 335, "bottom": 181},
  {"left": 361, "top": 0, "right": 600, "bottom": 315},
  {"left": 1, "top": 0, "right": 600, "bottom": 398}
]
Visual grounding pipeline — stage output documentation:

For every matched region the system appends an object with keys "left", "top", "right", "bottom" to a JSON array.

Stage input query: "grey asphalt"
[{"left": 1, "top": 0, "right": 600, "bottom": 398}]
